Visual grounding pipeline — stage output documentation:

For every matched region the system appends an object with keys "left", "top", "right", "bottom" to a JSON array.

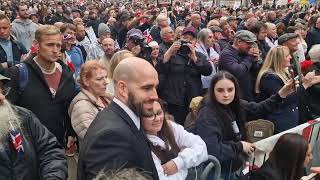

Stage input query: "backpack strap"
[{"left": 16, "top": 63, "right": 29, "bottom": 93}]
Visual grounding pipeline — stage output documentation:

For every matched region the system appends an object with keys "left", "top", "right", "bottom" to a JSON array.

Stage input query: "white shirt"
[
  {"left": 113, "top": 98, "right": 140, "bottom": 130},
  {"left": 195, "top": 42, "right": 220, "bottom": 89},
  {"left": 147, "top": 121, "right": 208, "bottom": 180},
  {"left": 265, "top": 37, "right": 278, "bottom": 48}
]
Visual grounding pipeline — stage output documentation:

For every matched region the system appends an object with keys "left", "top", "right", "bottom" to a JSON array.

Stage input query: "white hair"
[
  {"left": 156, "top": 13, "right": 167, "bottom": 25},
  {"left": 198, "top": 28, "right": 212, "bottom": 42},
  {"left": 0, "top": 100, "right": 21, "bottom": 142},
  {"left": 309, "top": 44, "right": 320, "bottom": 62},
  {"left": 265, "top": 22, "right": 276, "bottom": 29}
]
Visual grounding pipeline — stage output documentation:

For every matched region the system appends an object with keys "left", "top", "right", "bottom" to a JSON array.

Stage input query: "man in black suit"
[{"left": 77, "top": 57, "right": 159, "bottom": 180}]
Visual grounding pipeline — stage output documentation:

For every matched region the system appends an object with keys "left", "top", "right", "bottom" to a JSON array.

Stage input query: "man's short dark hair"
[
  {"left": 16, "top": 2, "right": 28, "bottom": 11},
  {"left": 251, "top": 22, "right": 268, "bottom": 34}
]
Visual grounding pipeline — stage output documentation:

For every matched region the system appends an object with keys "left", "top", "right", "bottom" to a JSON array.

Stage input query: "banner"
[{"left": 244, "top": 118, "right": 320, "bottom": 172}]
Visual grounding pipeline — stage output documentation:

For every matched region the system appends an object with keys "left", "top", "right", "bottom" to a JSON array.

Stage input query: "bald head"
[
  {"left": 102, "top": 37, "right": 115, "bottom": 44},
  {"left": 113, "top": 57, "right": 159, "bottom": 114},
  {"left": 191, "top": 13, "right": 201, "bottom": 28},
  {"left": 113, "top": 57, "right": 158, "bottom": 84},
  {"left": 73, "top": 18, "right": 83, "bottom": 25}
]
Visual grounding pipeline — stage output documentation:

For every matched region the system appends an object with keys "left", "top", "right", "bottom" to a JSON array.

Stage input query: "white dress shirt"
[{"left": 113, "top": 98, "right": 140, "bottom": 130}]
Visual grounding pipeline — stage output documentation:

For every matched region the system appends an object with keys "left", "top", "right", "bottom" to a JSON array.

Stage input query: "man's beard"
[
  {"left": 0, "top": 100, "right": 21, "bottom": 142},
  {"left": 127, "top": 92, "right": 154, "bottom": 118},
  {"left": 76, "top": 36, "right": 85, "bottom": 42},
  {"left": 105, "top": 51, "right": 114, "bottom": 58}
]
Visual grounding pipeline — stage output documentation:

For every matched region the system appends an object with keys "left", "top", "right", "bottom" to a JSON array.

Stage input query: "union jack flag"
[
  {"left": 10, "top": 129, "right": 24, "bottom": 155},
  {"left": 143, "top": 29, "right": 153, "bottom": 43}
]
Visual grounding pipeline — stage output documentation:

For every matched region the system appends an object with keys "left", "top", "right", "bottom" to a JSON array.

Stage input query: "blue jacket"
[
  {"left": 218, "top": 45, "right": 261, "bottom": 101},
  {"left": 257, "top": 72, "right": 301, "bottom": 133},
  {"left": 0, "top": 36, "right": 27, "bottom": 73}
]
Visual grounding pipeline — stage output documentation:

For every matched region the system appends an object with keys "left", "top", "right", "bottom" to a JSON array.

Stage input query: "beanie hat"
[{"left": 98, "top": 23, "right": 111, "bottom": 38}]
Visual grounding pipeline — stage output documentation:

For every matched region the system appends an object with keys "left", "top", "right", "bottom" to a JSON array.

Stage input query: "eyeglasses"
[
  {"left": 143, "top": 111, "right": 164, "bottom": 121},
  {"left": 0, "top": 86, "right": 11, "bottom": 97}
]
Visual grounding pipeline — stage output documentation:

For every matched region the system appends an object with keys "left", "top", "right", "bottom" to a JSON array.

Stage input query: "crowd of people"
[{"left": 1, "top": 0, "right": 320, "bottom": 180}]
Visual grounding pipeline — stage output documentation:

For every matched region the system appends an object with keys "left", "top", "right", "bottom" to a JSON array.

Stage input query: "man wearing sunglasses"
[{"left": 0, "top": 74, "right": 67, "bottom": 179}]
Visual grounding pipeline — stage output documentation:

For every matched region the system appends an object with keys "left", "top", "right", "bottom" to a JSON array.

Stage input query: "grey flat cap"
[
  {"left": 235, "top": 30, "right": 257, "bottom": 43},
  {"left": 278, "top": 33, "right": 299, "bottom": 45},
  {"left": 210, "top": 26, "right": 223, "bottom": 33},
  {"left": 0, "top": 74, "right": 10, "bottom": 82}
]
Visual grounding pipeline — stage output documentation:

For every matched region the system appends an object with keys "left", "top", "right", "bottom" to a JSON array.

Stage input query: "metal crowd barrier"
[{"left": 200, "top": 155, "right": 221, "bottom": 180}]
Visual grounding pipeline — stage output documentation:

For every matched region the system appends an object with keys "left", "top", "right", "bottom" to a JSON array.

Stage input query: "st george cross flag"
[{"left": 9, "top": 128, "right": 24, "bottom": 155}]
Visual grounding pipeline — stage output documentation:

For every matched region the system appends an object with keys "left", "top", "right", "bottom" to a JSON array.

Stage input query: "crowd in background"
[{"left": 1, "top": 0, "right": 320, "bottom": 180}]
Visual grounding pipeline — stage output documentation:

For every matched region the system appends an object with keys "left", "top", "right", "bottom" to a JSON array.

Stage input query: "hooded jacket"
[{"left": 11, "top": 19, "right": 39, "bottom": 50}]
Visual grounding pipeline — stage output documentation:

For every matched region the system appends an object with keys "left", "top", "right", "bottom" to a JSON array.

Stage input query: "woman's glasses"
[{"left": 143, "top": 111, "right": 164, "bottom": 121}]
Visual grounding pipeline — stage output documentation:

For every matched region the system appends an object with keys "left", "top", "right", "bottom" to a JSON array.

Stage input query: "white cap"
[{"left": 148, "top": 41, "right": 159, "bottom": 48}]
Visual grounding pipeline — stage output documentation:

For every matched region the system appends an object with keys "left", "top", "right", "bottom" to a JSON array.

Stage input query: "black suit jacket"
[{"left": 77, "top": 101, "right": 159, "bottom": 180}]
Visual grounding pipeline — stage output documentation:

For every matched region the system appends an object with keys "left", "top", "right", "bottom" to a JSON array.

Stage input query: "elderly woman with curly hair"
[{"left": 69, "top": 61, "right": 112, "bottom": 140}]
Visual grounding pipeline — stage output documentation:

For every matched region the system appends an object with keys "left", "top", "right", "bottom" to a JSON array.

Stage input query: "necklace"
[{"left": 34, "top": 57, "right": 56, "bottom": 74}]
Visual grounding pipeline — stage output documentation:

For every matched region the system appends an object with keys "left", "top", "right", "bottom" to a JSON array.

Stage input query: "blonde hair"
[
  {"left": 35, "top": 25, "right": 61, "bottom": 42},
  {"left": 255, "top": 46, "right": 291, "bottom": 93},
  {"left": 207, "top": 20, "right": 220, "bottom": 28},
  {"left": 109, "top": 50, "right": 134, "bottom": 79},
  {"left": 156, "top": 13, "right": 167, "bottom": 25}
]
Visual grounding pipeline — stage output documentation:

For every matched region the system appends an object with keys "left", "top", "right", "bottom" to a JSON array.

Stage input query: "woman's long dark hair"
[
  {"left": 147, "top": 99, "right": 181, "bottom": 164},
  {"left": 269, "top": 133, "right": 309, "bottom": 180},
  {"left": 203, "top": 71, "right": 246, "bottom": 140}
]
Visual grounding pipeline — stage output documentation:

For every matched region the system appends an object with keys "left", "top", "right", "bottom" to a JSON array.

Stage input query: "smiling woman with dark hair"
[{"left": 141, "top": 99, "right": 208, "bottom": 180}]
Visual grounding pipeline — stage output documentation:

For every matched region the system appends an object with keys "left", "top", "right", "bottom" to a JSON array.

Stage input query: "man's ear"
[
  {"left": 117, "top": 80, "right": 129, "bottom": 99},
  {"left": 33, "top": 39, "right": 39, "bottom": 51}
]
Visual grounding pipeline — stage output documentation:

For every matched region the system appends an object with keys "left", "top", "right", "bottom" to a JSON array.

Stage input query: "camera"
[
  {"left": 130, "top": 35, "right": 152, "bottom": 61},
  {"left": 178, "top": 40, "right": 191, "bottom": 55}
]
